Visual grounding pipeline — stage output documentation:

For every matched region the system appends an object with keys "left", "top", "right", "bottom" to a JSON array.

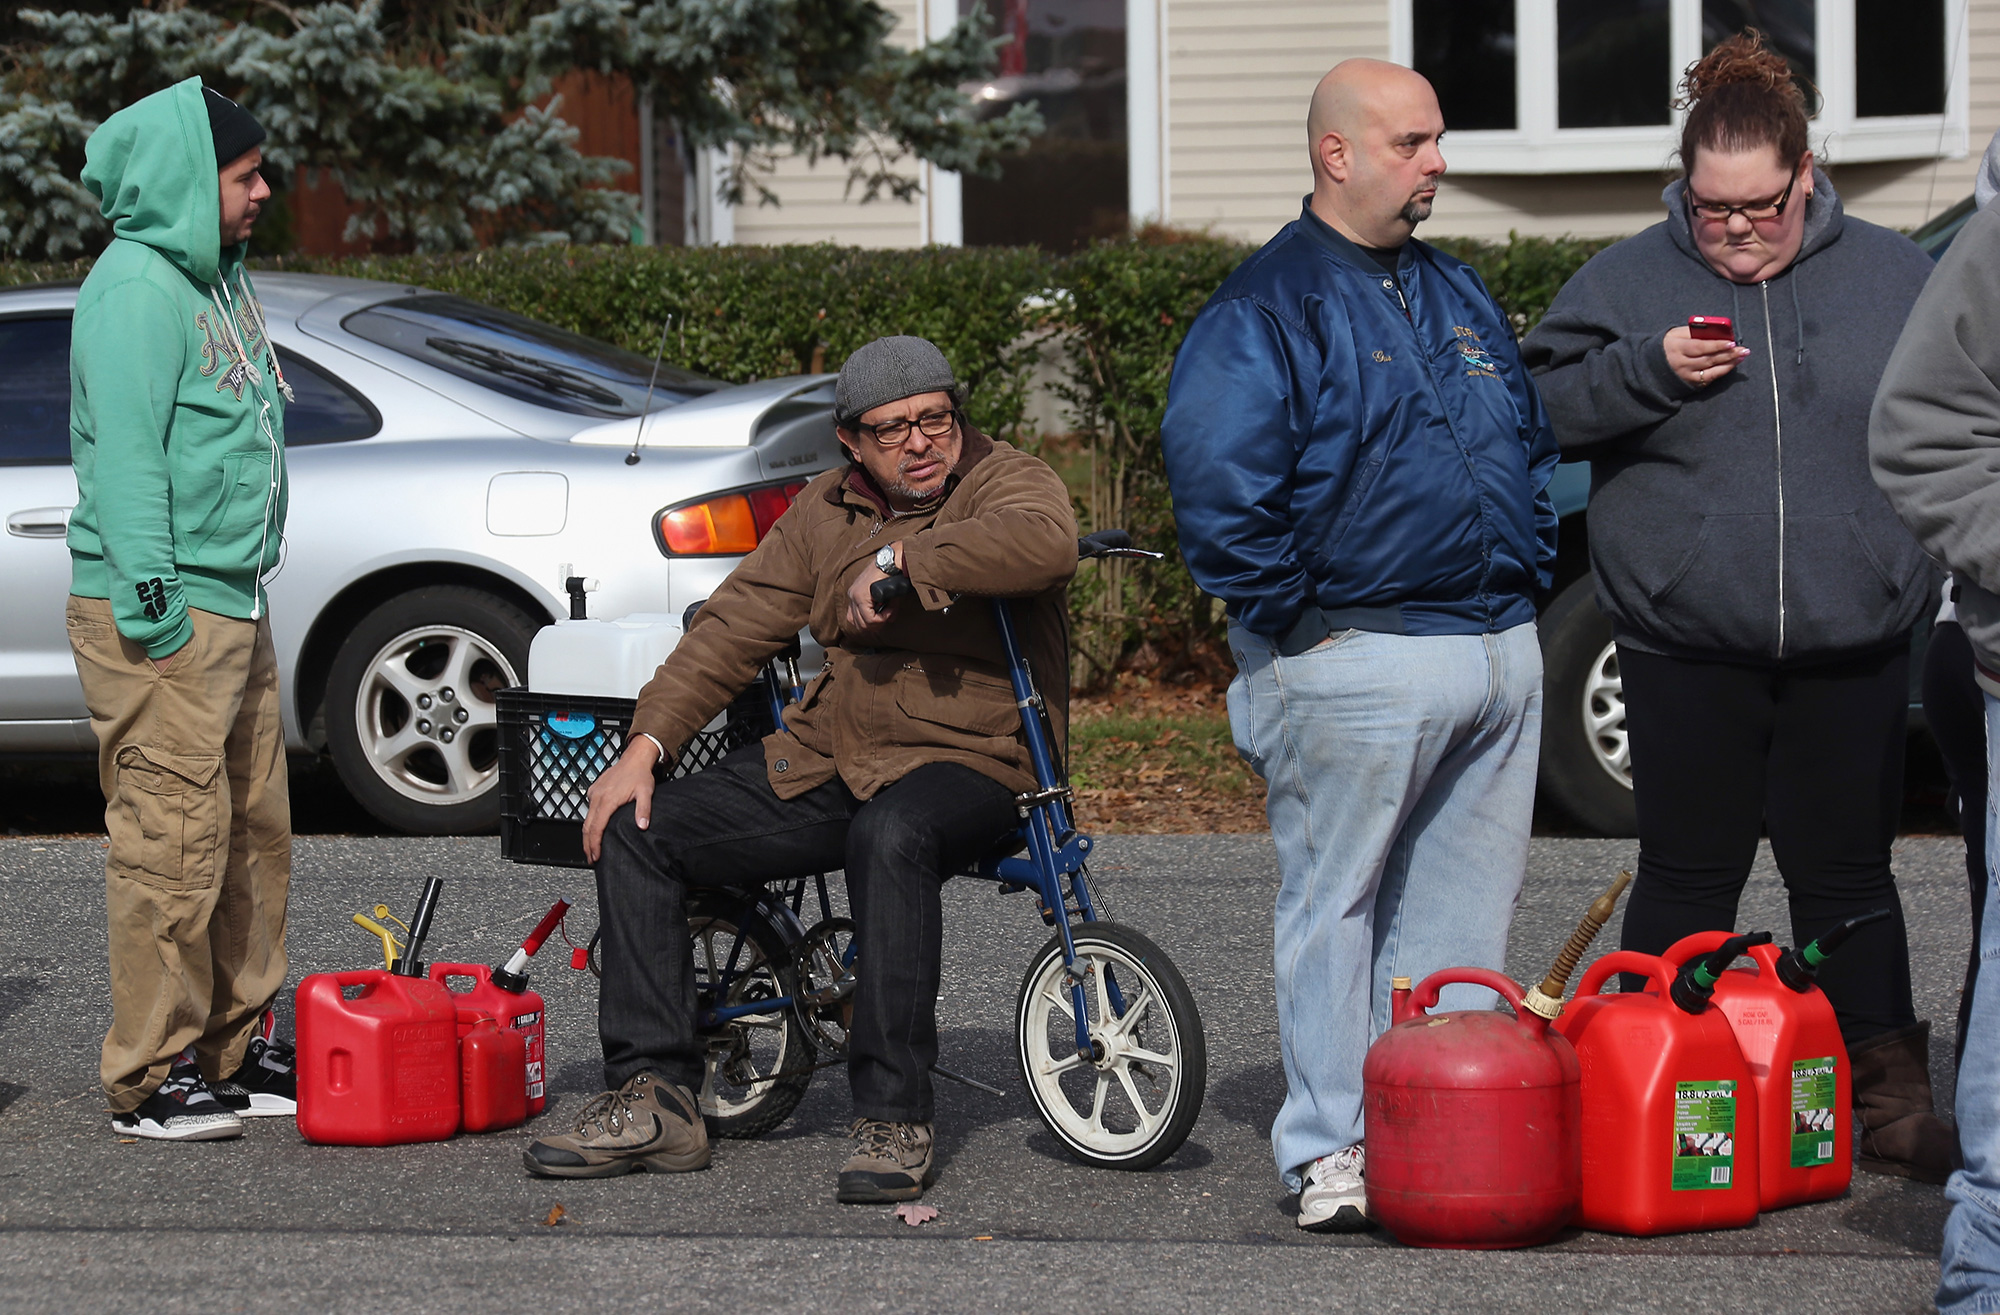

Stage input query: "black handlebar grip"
[
  {"left": 1079, "top": 530, "right": 1133, "bottom": 556},
  {"left": 870, "top": 573, "right": 917, "bottom": 612}
]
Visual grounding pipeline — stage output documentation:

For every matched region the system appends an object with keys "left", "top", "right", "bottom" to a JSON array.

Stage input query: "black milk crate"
[{"left": 497, "top": 687, "right": 771, "bottom": 868}]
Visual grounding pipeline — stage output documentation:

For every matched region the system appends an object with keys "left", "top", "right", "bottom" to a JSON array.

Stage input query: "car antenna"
[{"left": 626, "top": 311, "right": 675, "bottom": 466}]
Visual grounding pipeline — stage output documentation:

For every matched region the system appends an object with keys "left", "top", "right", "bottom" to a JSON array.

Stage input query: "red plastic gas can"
[
  {"left": 1663, "top": 931, "right": 1852, "bottom": 1210},
  {"left": 1555, "top": 950, "right": 1761, "bottom": 1234},
  {"left": 1363, "top": 967, "right": 1582, "bottom": 1249},
  {"left": 295, "top": 970, "right": 460, "bottom": 1146},
  {"left": 430, "top": 963, "right": 547, "bottom": 1117},
  {"left": 457, "top": 1009, "right": 529, "bottom": 1133}
]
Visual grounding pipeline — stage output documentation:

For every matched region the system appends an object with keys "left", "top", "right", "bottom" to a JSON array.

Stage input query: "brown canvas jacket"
[{"left": 630, "top": 426, "right": 1078, "bottom": 801}]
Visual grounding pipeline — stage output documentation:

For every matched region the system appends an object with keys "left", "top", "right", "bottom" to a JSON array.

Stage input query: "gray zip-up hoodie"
[
  {"left": 1522, "top": 172, "right": 1936, "bottom": 663},
  {"left": 1870, "top": 205, "right": 2000, "bottom": 692}
]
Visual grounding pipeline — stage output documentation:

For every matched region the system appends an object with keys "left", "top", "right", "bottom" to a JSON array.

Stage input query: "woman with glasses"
[{"left": 1522, "top": 31, "right": 1954, "bottom": 1183}]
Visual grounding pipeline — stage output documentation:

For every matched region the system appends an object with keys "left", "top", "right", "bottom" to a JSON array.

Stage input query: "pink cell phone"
[{"left": 1688, "top": 316, "right": 1735, "bottom": 342}]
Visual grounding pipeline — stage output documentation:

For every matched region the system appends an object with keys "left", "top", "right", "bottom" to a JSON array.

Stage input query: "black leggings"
[
  {"left": 1616, "top": 642, "right": 1917, "bottom": 1045},
  {"left": 1921, "top": 619, "right": 1988, "bottom": 1069}
]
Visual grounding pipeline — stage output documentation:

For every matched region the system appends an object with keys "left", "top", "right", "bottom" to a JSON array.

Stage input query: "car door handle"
[{"left": 6, "top": 506, "right": 72, "bottom": 538}]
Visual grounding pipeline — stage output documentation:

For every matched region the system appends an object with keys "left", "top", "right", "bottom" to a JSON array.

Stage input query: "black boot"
[{"left": 1851, "top": 1020, "right": 1962, "bottom": 1185}]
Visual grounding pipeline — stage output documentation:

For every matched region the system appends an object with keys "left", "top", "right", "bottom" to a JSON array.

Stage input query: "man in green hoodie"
[{"left": 65, "top": 77, "right": 297, "bottom": 1141}]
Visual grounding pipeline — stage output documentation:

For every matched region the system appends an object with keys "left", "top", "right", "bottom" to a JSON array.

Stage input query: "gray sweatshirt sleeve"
[
  {"left": 1869, "top": 208, "right": 2000, "bottom": 597},
  {"left": 1520, "top": 259, "right": 1697, "bottom": 452}
]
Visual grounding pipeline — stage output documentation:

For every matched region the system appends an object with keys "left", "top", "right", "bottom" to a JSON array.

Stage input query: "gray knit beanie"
[{"left": 834, "top": 335, "right": 959, "bottom": 426}]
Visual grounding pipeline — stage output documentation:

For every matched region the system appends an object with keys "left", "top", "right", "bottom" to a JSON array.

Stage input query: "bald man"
[{"left": 1161, "top": 60, "right": 1559, "bottom": 1232}]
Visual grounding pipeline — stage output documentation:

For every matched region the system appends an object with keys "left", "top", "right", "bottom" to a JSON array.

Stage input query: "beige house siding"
[
  {"left": 729, "top": 160, "right": 930, "bottom": 248},
  {"left": 1165, "top": 0, "right": 1385, "bottom": 242},
  {"left": 728, "top": 0, "right": 929, "bottom": 248},
  {"left": 724, "top": 0, "right": 1995, "bottom": 249}
]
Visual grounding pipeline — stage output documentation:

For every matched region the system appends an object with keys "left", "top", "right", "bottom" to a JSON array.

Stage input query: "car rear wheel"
[
  {"left": 1538, "top": 573, "right": 1639, "bottom": 837},
  {"left": 324, "top": 586, "right": 540, "bottom": 834}
]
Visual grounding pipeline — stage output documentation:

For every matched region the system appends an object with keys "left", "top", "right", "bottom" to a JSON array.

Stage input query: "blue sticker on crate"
[{"left": 546, "top": 712, "right": 597, "bottom": 739}]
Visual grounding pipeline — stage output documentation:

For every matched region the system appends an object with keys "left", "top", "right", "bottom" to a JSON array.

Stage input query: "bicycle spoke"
[
  {"left": 1038, "top": 1051, "right": 1085, "bottom": 1078},
  {"left": 1041, "top": 980, "right": 1074, "bottom": 1021},
  {"left": 1087, "top": 1074, "right": 1109, "bottom": 1132},
  {"left": 1124, "top": 1045, "right": 1174, "bottom": 1069},
  {"left": 1115, "top": 1063, "right": 1166, "bottom": 1133},
  {"left": 1109, "top": 982, "right": 1153, "bottom": 1038}
]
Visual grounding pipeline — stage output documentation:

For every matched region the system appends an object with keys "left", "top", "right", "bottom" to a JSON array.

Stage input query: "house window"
[
  {"left": 1413, "top": 0, "right": 1517, "bottom": 131},
  {"left": 1559, "top": 0, "right": 1671, "bottom": 128},
  {"left": 960, "top": 0, "right": 1129, "bottom": 249},
  {"left": 1394, "top": 0, "right": 1964, "bottom": 174},
  {"left": 1856, "top": 0, "right": 1946, "bottom": 115}
]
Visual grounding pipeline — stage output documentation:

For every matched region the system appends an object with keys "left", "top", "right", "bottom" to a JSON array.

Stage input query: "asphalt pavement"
[{"left": 0, "top": 832, "right": 1972, "bottom": 1313}]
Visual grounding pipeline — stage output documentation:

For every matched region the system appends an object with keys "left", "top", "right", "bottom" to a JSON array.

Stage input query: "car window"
[
  {"left": 276, "top": 348, "right": 381, "bottom": 446},
  {"left": 0, "top": 314, "right": 72, "bottom": 465},
  {"left": 341, "top": 294, "right": 722, "bottom": 419}
]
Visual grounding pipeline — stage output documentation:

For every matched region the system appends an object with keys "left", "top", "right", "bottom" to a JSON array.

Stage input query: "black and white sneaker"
[
  {"left": 111, "top": 1050, "right": 244, "bottom": 1142},
  {"left": 213, "top": 1012, "right": 297, "bottom": 1118}
]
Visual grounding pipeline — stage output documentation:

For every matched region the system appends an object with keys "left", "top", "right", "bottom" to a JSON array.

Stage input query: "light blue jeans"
[
  {"left": 1938, "top": 691, "right": 2000, "bottom": 1312},
  {"left": 1227, "top": 621, "right": 1543, "bottom": 1190}
]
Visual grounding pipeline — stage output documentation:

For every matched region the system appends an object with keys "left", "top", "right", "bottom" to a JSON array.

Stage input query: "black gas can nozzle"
[
  {"left": 392, "top": 877, "right": 444, "bottom": 978},
  {"left": 1775, "top": 908, "right": 1894, "bottom": 992},
  {"left": 1671, "top": 931, "right": 1773, "bottom": 1014}
]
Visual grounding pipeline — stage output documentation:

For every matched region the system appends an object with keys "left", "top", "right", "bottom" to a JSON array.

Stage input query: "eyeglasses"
[
  {"left": 854, "top": 409, "right": 957, "bottom": 448},
  {"left": 1687, "top": 168, "right": 1800, "bottom": 225}
]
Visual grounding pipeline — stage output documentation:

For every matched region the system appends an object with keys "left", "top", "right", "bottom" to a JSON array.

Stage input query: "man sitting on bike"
[{"left": 524, "top": 335, "right": 1078, "bottom": 1203}]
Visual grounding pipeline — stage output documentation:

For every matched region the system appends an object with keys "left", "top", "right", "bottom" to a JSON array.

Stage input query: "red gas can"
[
  {"left": 1663, "top": 931, "right": 1852, "bottom": 1210},
  {"left": 457, "top": 1009, "right": 530, "bottom": 1133},
  {"left": 295, "top": 969, "right": 460, "bottom": 1146},
  {"left": 1555, "top": 947, "right": 1762, "bottom": 1234},
  {"left": 430, "top": 962, "right": 548, "bottom": 1117},
  {"left": 1363, "top": 967, "right": 1582, "bottom": 1249}
]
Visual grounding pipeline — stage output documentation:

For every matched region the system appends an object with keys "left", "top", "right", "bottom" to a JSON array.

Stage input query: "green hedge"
[{"left": 2, "top": 230, "right": 1614, "bottom": 680}]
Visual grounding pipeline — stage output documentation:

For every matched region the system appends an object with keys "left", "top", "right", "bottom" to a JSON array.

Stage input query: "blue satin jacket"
[{"left": 1161, "top": 204, "right": 1560, "bottom": 644}]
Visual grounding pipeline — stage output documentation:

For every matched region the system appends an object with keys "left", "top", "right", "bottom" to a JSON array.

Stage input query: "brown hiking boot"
[
  {"left": 837, "top": 1118, "right": 935, "bottom": 1203},
  {"left": 523, "top": 1072, "right": 710, "bottom": 1179},
  {"left": 1852, "top": 1020, "right": 1962, "bottom": 1185}
]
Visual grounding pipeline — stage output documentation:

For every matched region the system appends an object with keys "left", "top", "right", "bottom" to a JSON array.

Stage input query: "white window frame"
[{"left": 1389, "top": 0, "right": 1968, "bottom": 174}]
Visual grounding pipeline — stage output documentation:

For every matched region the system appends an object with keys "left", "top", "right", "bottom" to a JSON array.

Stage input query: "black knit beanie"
[{"left": 203, "top": 86, "right": 266, "bottom": 166}]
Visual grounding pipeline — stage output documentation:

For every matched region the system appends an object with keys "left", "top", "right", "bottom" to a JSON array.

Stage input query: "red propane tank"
[
  {"left": 1363, "top": 967, "right": 1582, "bottom": 1249},
  {"left": 430, "top": 963, "right": 548, "bottom": 1117},
  {"left": 296, "top": 969, "right": 460, "bottom": 1146},
  {"left": 1663, "top": 931, "right": 1852, "bottom": 1210},
  {"left": 457, "top": 1009, "right": 529, "bottom": 1133},
  {"left": 1555, "top": 950, "right": 1761, "bottom": 1234}
]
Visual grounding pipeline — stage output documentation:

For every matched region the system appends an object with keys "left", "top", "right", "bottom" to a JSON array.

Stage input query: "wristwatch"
[{"left": 875, "top": 544, "right": 902, "bottom": 576}]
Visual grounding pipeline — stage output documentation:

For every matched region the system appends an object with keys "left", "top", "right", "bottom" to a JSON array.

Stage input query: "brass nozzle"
[{"left": 1531, "top": 870, "right": 1633, "bottom": 1013}]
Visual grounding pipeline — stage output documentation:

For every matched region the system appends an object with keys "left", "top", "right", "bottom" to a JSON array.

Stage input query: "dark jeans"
[
  {"left": 1924, "top": 619, "right": 1989, "bottom": 1069},
  {"left": 1616, "top": 642, "right": 1917, "bottom": 1046},
  {"left": 595, "top": 745, "right": 1017, "bottom": 1122}
]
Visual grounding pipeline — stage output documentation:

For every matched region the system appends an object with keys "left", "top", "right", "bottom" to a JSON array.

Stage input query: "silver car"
[{"left": 0, "top": 273, "right": 840, "bottom": 832}]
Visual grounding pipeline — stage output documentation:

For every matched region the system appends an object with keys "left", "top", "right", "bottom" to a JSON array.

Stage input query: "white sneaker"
[{"left": 1297, "top": 1144, "right": 1370, "bottom": 1232}]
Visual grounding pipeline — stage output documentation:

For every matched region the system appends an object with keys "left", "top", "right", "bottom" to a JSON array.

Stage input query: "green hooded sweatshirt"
[{"left": 68, "top": 76, "right": 288, "bottom": 658}]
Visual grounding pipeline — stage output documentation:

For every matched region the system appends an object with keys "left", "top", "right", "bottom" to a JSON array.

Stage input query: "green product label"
[
  {"left": 1791, "top": 1057, "right": 1838, "bottom": 1167},
  {"left": 1672, "top": 1080, "right": 1738, "bottom": 1190}
]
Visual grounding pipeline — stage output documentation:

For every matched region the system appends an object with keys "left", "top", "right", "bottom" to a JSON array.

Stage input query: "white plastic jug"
[{"left": 527, "top": 614, "right": 684, "bottom": 699}]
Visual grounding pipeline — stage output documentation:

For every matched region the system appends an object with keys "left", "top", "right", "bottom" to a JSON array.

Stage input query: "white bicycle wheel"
[{"left": 1015, "top": 921, "right": 1206, "bottom": 1170}]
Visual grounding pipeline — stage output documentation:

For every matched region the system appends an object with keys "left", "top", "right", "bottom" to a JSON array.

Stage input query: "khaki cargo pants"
[{"left": 67, "top": 596, "right": 290, "bottom": 1113}]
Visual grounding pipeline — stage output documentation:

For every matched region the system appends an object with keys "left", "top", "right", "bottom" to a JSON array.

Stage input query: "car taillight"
[{"left": 656, "top": 480, "right": 808, "bottom": 555}]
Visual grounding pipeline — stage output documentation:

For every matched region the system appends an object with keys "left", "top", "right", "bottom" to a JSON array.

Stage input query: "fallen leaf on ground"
[
  {"left": 542, "top": 1203, "right": 567, "bottom": 1226},
  {"left": 894, "top": 1203, "right": 939, "bottom": 1226},
  {"left": 116, "top": 1138, "right": 135, "bottom": 1145}
]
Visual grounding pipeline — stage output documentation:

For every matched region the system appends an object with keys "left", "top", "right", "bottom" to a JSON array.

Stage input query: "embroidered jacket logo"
[{"left": 1451, "top": 325, "right": 1500, "bottom": 378}]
